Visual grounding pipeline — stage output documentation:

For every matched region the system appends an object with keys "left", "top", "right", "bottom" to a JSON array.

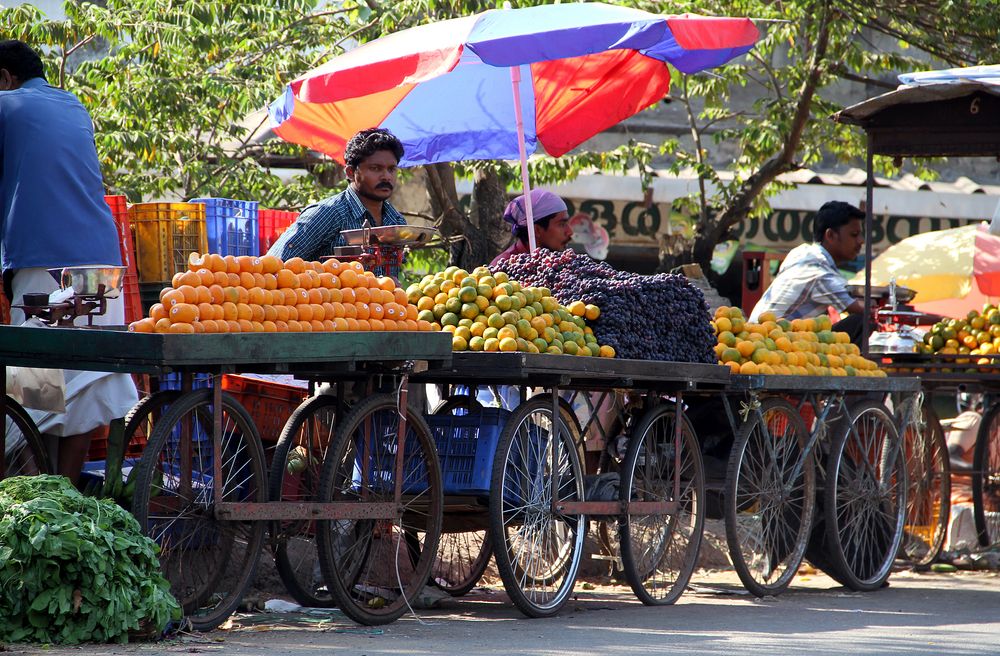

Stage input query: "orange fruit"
[
  {"left": 207, "top": 284, "right": 225, "bottom": 304},
  {"left": 309, "top": 320, "right": 324, "bottom": 332},
  {"left": 190, "top": 321, "right": 206, "bottom": 334},
  {"left": 213, "top": 271, "right": 230, "bottom": 286},
  {"left": 286, "top": 305, "right": 298, "bottom": 321},
  {"left": 201, "top": 319, "right": 219, "bottom": 333},
  {"left": 249, "top": 320, "right": 264, "bottom": 333},
  {"left": 307, "top": 288, "right": 323, "bottom": 304},
  {"left": 369, "top": 318, "right": 385, "bottom": 332},
  {"left": 262, "top": 320, "right": 278, "bottom": 333},
  {"left": 197, "top": 302, "right": 215, "bottom": 320},
  {"left": 323, "top": 258, "right": 342, "bottom": 275},
  {"left": 340, "top": 303, "right": 355, "bottom": 319},
  {"left": 274, "top": 305, "right": 290, "bottom": 322},
  {"left": 236, "top": 286, "right": 250, "bottom": 304},
  {"left": 417, "top": 320, "right": 432, "bottom": 332},
  {"left": 237, "top": 319, "right": 254, "bottom": 333},
  {"left": 221, "top": 301, "right": 238, "bottom": 321},
  {"left": 369, "top": 303, "right": 385, "bottom": 320},
  {"left": 276, "top": 269, "right": 297, "bottom": 289},
  {"left": 250, "top": 304, "right": 265, "bottom": 323},
  {"left": 172, "top": 285, "right": 196, "bottom": 304},
  {"left": 339, "top": 268, "right": 359, "bottom": 288},
  {"left": 393, "top": 289, "right": 408, "bottom": 305},
  {"left": 227, "top": 320, "right": 242, "bottom": 333},
  {"left": 329, "top": 302, "right": 345, "bottom": 319},
  {"left": 263, "top": 305, "right": 278, "bottom": 323},
  {"left": 333, "top": 317, "right": 349, "bottom": 331},
  {"left": 206, "top": 253, "right": 227, "bottom": 273},
  {"left": 129, "top": 318, "right": 155, "bottom": 333},
  {"left": 326, "top": 288, "right": 343, "bottom": 304},
  {"left": 224, "top": 272, "right": 240, "bottom": 287},
  {"left": 259, "top": 254, "right": 283, "bottom": 275},
  {"left": 323, "top": 319, "right": 336, "bottom": 332},
  {"left": 318, "top": 273, "right": 338, "bottom": 289},
  {"left": 354, "top": 302, "right": 370, "bottom": 321},
  {"left": 310, "top": 303, "right": 326, "bottom": 321},
  {"left": 284, "top": 257, "right": 306, "bottom": 274},
  {"left": 384, "top": 319, "right": 399, "bottom": 331},
  {"left": 248, "top": 287, "right": 266, "bottom": 305},
  {"left": 188, "top": 252, "right": 205, "bottom": 271},
  {"left": 340, "top": 288, "right": 355, "bottom": 304},
  {"left": 274, "top": 320, "right": 289, "bottom": 333},
  {"left": 405, "top": 319, "right": 419, "bottom": 331},
  {"left": 298, "top": 320, "right": 312, "bottom": 332},
  {"left": 377, "top": 276, "right": 395, "bottom": 292},
  {"left": 262, "top": 273, "right": 278, "bottom": 290},
  {"left": 193, "top": 286, "right": 210, "bottom": 304},
  {"left": 215, "top": 319, "right": 230, "bottom": 333},
  {"left": 354, "top": 286, "right": 370, "bottom": 304},
  {"left": 154, "top": 318, "right": 172, "bottom": 333},
  {"left": 176, "top": 270, "right": 202, "bottom": 288},
  {"left": 223, "top": 255, "right": 241, "bottom": 274},
  {"left": 352, "top": 319, "right": 368, "bottom": 331},
  {"left": 194, "top": 268, "right": 213, "bottom": 287},
  {"left": 236, "top": 303, "right": 252, "bottom": 321},
  {"left": 237, "top": 271, "right": 254, "bottom": 289},
  {"left": 406, "top": 305, "right": 418, "bottom": 321},
  {"left": 168, "top": 322, "right": 195, "bottom": 334},
  {"left": 150, "top": 303, "right": 168, "bottom": 321},
  {"left": 252, "top": 272, "right": 267, "bottom": 290},
  {"left": 296, "top": 304, "right": 314, "bottom": 322}
]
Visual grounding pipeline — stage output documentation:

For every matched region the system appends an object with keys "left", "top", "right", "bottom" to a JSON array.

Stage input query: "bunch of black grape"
[{"left": 496, "top": 249, "right": 716, "bottom": 363}]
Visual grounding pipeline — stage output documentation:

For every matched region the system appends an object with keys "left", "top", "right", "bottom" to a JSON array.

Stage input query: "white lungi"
[{"left": 11, "top": 267, "right": 138, "bottom": 437}]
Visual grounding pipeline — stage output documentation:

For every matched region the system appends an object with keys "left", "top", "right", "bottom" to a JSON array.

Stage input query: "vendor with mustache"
[{"left": 268, "top": 128, "right": 407, "bottom": 278}]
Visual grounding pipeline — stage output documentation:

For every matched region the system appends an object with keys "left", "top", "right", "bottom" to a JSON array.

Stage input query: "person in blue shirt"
[
  {"left": 0, "top": 40, "right": 137, "bottom": 483},
  {"left": 268, "top": 128, "right": 407, "bottom": 278}
]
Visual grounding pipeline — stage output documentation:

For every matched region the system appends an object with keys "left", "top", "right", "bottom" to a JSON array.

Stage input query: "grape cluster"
[{"left": 496, "top": 249, "right": 716, "bottom": 363}]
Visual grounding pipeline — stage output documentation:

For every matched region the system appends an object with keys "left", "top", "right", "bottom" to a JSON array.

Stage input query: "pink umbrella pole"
[{"left": 510, "top": 65, "right": 536, "bottom": 252}]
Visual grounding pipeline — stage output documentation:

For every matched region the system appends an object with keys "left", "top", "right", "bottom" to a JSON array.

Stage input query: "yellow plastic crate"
[{"left": 130, "top": 202, "right": 208, "bottom": 284}]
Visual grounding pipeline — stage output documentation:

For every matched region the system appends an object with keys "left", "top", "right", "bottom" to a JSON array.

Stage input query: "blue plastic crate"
[
  {"left": 425, "top": 408, "right": 509, "bottom": 495},
  {"left": 191, "top": 197, "right": 259, "bottom": 257}
]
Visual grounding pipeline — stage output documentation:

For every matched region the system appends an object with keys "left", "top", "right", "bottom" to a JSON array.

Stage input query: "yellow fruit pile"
[
  {"left": 128, "top": 253, "right": 433, "bottom": 334},
  {"left": 712, "top": 307, "right": 885, "bottom": 377},
  {"left": 408, "top": 265, "right": 613, "bottom": 356},
  {"left": 917, "top": 305, "right": 1000, "bottom": 362}
]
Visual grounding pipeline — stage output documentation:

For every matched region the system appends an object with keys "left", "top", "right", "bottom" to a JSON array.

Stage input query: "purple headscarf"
[{"left": 502, "top": 189, "right": 567, "bottom": 234}]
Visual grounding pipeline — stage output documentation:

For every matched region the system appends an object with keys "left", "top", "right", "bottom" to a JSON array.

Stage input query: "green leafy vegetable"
[{"left": 0, "top": 475, "right": 180, "bottom": 644}]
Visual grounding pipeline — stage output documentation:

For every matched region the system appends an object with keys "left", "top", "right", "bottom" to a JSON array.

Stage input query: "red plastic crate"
[
  {"left": 87, "top": 430, "right": 147, "bottom": 461},
  {"left": 258, "top": 209, "right": 299, "bottom": 255},
  {"left": 221, "top": 375, "right": 308, "bottom": 444},
  {"left": 105, "top": 195, "right": 142, "bottom": 323}
]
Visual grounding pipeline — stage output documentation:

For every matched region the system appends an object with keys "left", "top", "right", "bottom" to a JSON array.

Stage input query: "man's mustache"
[{"left": 376, "top": 182, "right": 393, "bottom": 190}]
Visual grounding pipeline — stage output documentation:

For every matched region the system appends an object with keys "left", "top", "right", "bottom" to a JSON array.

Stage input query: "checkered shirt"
[
  {"left": 749, "top": 242, "right": 854, "bottom": 322},
  {"left": 267, "top": 186, "right": 406, "bottom": 278}
]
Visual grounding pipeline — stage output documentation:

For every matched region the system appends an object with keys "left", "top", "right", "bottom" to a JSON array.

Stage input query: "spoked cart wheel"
[
  {"left": 132, "top": 388, "right": 267, "bottom": 631},
  {"left": 425, "top": 394, "right": 494, "bottom": 597},
  {"left": 2, "top": 394, "right": 50, "bottom": 478},
  {"left": 489, "top": 396, "right": 585, "bottom": 618},
  {"left": 315, "top": 393, "right": 443, "bottom": 625},
  {"left": 268, "top": 394, "right": 339, "bottom": 608},
  {"left": 973, "top": 400, "right": 1000, "bottom": 547},
  {"left": 619, "top": 402, "right": 705, "bottom": 605},
  {"left": 898, "top": 401, "right": 950, "bottom": 565},
  {"left": 725, "top": 397, "right": 814, "bottom": 597},
  {"left": 822, "top": 399, "right": 906, "bottom": 591},
  {"left": 112, "top": 390, "right": 183, "bottom": 505}
]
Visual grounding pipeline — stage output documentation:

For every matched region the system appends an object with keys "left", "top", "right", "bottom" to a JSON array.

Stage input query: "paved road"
[{"left": 8, "top": 570, "right": 1000, "bottom": 655}]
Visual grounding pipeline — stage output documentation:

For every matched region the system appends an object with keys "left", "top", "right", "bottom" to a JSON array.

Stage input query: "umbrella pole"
[
  {"left": 510, "top": 65, "right": 536, "bottom": 253},
  {"left": 862, "top": 132, "right": 874, "bottom": 357}
]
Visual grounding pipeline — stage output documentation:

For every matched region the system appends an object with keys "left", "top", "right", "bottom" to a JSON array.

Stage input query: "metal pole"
[
  {"left": 510, "top": 65, "right": 537, "bottom": 253},
  {"left": 863, "top": 133, "right": 874, "bottom": 357}
]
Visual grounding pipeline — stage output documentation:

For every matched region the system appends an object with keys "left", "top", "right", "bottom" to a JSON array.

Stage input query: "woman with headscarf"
[{"left": 490, "top": 189, "right": 573, "bottom": 267}]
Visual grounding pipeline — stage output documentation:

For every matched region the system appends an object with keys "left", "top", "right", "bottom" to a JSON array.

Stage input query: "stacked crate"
[
  {"left": 104, "top": 195, "right": 143, "bottom": 324},
  {"left": 258, "top": 209, "right": 299, "bottom": 255},
  {"left": 129, "top": 202, "right": 208, "bottom": 314},
  {"left": 191, "top": 198, "right": 260, "bottom": 257}
]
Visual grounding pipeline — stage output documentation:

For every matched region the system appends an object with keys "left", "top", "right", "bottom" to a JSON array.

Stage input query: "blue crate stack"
[
  {"left": 191, "top": 197, "right": 259, "bottom": 257},
  {"left": 160, "top": 372, "right": 214, "bottom": 473}
]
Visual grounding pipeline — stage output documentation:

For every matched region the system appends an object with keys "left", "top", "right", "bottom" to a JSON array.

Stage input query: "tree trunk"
[{"left": 423, "top": 163, "right": 510, "bottom": 270}]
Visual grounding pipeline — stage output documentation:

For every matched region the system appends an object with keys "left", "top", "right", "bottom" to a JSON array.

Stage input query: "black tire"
[
  {"left": 114, "top": 391, "right": 183, "bottom": 505},
  {"left": 315, "top": 393, "right": 443, "bottom": 625},
  {"left": 427, "top": 395, "right": 492, "bottom": 596},
  {"left": 132, "top": 389, "right": 267, "bottom": 631},
  {"left": 973, "top": 402, "right": 1000, "bottom": 548},
  {"left": 489, "top": 397, "right": 585, "bottom": 618},
  {"left": 823, "top": 400, "right": 905, "bottom": 591},
  {"left": 433, "top": 394, "right": 483, "bottom": 416},
  {"left": 619, "top": 404, "right": 704, "bottom": 605},
  {"left": 725, "top": 397, "right": 814, "bottom": 597},
  {"left": 2, "top": 395, "right": 49, "bottom": 478},
  {"left": 899, "top": 403, "right": 950, "bottom": 565},
  {"left": 268, "top": 394, "right": 340, "bottom": 608}
]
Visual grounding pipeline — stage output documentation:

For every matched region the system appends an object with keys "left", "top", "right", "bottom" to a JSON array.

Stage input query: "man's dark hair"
[
  {"left": 344, "top": 128, "right": 404, "bottom": 169},
  {"left": 514, "top": 212, "right": 558, "bottom": 244},
  {"left": 812, "top": 200, "right": 864, "bottom": 242},
  {"left": 0, "top": 40, "right": 45, "bottom": 82}
]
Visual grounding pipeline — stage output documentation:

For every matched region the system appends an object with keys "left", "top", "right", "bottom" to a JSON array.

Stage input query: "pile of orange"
[
  {"left": 128, "top": 253, "right": 433, "bottom": 334},
  {"left": 712, "top": 307, "right": 885, "bottom": 377},
  {"left": 408, "top": 265, "right": 613, "bottom": 356}
]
